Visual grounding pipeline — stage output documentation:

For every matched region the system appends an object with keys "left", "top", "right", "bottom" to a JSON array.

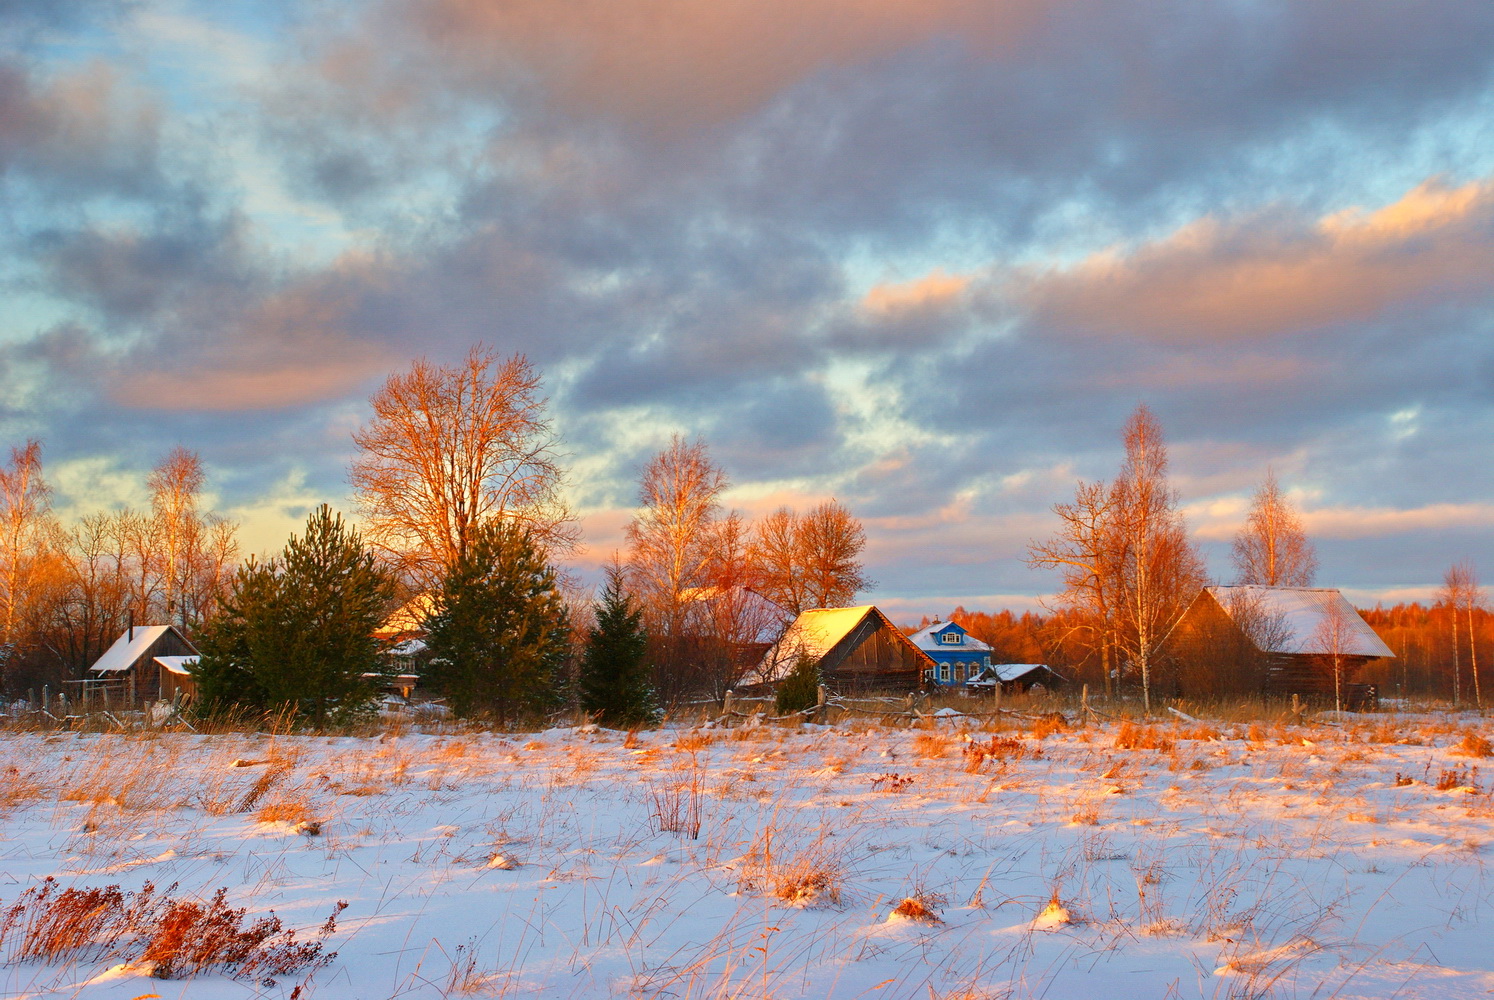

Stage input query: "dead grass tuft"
[
  {"left": 912, "top": 732, "right": 953, "bottom": 759},
  {"left": 0, "top": 877, "right": 344, "bottom": 981},
  {"left": 890, "top": 892, "right": 945, "bottom": 923},
  {"left": 1114, "top": 722, "right": 1175, "bottom": 752},
  {"left": 1456, "top": 731, "right": 1494, "bottom": 758},
  {"left": 871, "top": 772, "right": 914, "bottom": 793}
]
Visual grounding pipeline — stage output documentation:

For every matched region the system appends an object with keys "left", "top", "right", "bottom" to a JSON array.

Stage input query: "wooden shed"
[
  {"left": 746, "top": 605, "right": 935, "bottom": 693},
  {"left": 74, "top": 625, "right": 199, "bottom": 708},
  {"left": 1170, "top": 586, "right": 1393, "bottom": 705}
]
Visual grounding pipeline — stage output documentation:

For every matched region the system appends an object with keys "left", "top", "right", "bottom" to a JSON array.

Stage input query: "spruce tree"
[
  {"left": 193, "top": 505, "right": 394, "bottom": 725},
  {"left": 579, "top": 566, "right": 657, "bottom": 727},
  {"left": 424, "top": 520, "right": 569, "bottom": 722}
]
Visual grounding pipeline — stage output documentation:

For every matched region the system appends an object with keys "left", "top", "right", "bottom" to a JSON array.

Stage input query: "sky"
[{"left": 4, "top": 0, "right": 1494, "bottom": 621}]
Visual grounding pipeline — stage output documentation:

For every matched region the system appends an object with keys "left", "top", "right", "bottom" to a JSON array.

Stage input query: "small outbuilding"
[
  {"left": 1170, "top": 586, "right": 1394, "bottom": 705},
  {"left": 968, "top": 662, "right": 1066, "bottom": 693},
  {"left": 76, "top": 625, "right": 199, "bottom": 708},
  {"left": 747, "top": 605, "right": 935, "bottom": 693}
]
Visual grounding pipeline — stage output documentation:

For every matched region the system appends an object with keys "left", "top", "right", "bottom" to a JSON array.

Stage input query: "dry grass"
[
  {"left": 1113, "top": 722, "right": 1176, "bottom": 752},
  {"left": 740, "top": 831, "right": 847, "bottom": 908},
  {"left": 1456, "top": 731, "right": 1494, "bottom": 758},
  {"left": 0, "top": 877, "right": 343, "bottom": 981},
  {"left": 890, "top": 892, "right": 945, "bottom": 923}
]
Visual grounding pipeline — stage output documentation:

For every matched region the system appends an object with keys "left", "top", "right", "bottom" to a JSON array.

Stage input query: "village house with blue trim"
[{"left": 907, "top": 618, "right": 992, "bottom": 686}]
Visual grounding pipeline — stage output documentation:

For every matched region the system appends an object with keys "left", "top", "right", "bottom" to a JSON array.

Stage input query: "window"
[
  {"left": 939, "top": 631, "right": 961, "bottom": 645},
  {"left": 939, "top": 662, "right": 950, "bottom": 681}
]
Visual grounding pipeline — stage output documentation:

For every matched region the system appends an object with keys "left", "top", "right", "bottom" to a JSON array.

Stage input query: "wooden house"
[
  {"left": 746, "top": 605, "right": 935, "bottom": 693},
  {"left": 1170, "top": 586, "right": 1393, "bottom": 705},
  {"left": 907, "top": 619, "right": 993, "bottom": 687},
  {"left": 75, "top": 625, "right": 199, "bottom": 708}
]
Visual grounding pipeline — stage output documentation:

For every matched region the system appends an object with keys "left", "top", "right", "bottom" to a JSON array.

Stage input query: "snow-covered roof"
[
  {"left": 906, "top": 620, "right": 992, "bottom": 652},
  {"left": 154, "top": 655, "right": 198, "bottom": 676},
  {"left": 90, "top": 626, "right": 180, "bottom": 674},
  {"left": 1206, "top": 586, "right": 1394, "bottom": 659},
  {"left": 972, "top": 663, "right": 1058, "bottom": 684},
  {"left": 376, "top": 594, "right": 436, "bottom": 638},
  {"left": 752, "top": 605, "right": 930, "bottom": 684}
]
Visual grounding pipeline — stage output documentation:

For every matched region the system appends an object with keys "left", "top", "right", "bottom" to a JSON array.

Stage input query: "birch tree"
[
  {"left": 1231, "top": 472, "right": 1317, "bottom": 587},
  {"left": 1440, "top": 561, "right": 1482, "bottom": 707},
  {"left": 0, "top": 441, "right": 58, "bottom": 676},
  {"left": 625, "top": 436, "right": 727, "bottom": 702},
  {"left": 1110, "top": 406, "right": 1206, "bottom": 713},
  {"left": 1029, "top": 406, "right": 1204, "bottom": 711},
  {"left": 148, "top": 446, "right": 205, "bottom": 625}
]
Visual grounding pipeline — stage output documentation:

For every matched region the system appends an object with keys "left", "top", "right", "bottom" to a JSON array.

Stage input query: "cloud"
[
  {"left": 1018, "top": 178, "right": 1494, "bottom": 342},
  {"left": 394, "top": 0, "right": 1039, "bottom": 132},
  {"left": 0, "top": 58, "right": 162, "bottom": 196}
]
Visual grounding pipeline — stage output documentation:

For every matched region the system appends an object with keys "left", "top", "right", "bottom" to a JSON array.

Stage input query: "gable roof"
[
  {"left": 1204, "top": 586, "right": 1394, "bottom": 659},
  {"left": 89, "top": 626, "right": 195, "bottom": 675},
  {"left": 907, "top": 620, "right": 993, "bottom": 653},
  {"left": 755, "top": 605, "right": 933, "bottom": 684}
]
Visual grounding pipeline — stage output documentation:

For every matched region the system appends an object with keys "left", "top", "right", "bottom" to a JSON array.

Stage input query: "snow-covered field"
[{"left": 2, "top": 713, "right": 1493, "bottom": 999}]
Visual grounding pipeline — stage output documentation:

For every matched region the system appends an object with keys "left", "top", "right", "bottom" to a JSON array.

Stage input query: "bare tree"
[
  {"left": 148, "top": 446, "right": 205, "bottom": 625},
  {"left": 1231, "top": 472, "right": 1317, "bottom": 586},
  {"left": 625, "top": 435, "right": 729, "bottom": 703},
  {"left": 1110, "top": 406, "right": 1207, "bottom": 713},
  {"left": 1032, "top": 408, "right": 1204, "bottom": 712},
  {"left": 0, "top": 441, "right": 52, "bottom": 650},
  {"left": 1027, "top": 480, "right": 1121, "bottom": 695},
  {"left": 351, "top": 346, "right": 575, "bottom": 589},
  {"left": 748, "top": 500, "right": 871, "bottom": 616},
  {"left": 1312, "top": 599, "right": 1357, "bottom": 713},
  {"left": 1440, "top": 561, "right": 1482, "bottom": 707}
]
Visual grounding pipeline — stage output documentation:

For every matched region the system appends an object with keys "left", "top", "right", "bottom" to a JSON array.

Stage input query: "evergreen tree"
[
  {"left": 424, "top": 520, "right": 569, "bottom": 722},
  {"left": 579, "top": 565, "right": 657, "bottom": 727},
  {"left": 193, "top": 505, "right": 393, "bottom": 725},
  {"left": 775, "top": 653, "right": 820, "bottom": 715}
]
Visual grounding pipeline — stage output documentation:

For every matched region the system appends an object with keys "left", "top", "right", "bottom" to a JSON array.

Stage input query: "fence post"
[
  {"left": 1082, "top": 683, "right": 1090, "bottom": 727},
  {"left": 723, "top": 690, "right": 735, "bottom": 720},
  {"left": 994, "top": 680, "right": 1002, "bottom": 715},
  {"left": 816, "top": 685, "right": 827, "bottom": 725}
]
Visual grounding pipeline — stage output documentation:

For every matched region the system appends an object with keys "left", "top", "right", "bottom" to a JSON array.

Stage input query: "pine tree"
[
  {"left": 579, "top": 565, "right": 657, "bottom": 727},
  {"left": 424, "top": 520, "right": 570, "bottom": 722},
  {"left": 775, "top": 653, "right": 820, "bottom": 715},
  {"left": 193, "top": 506, "right": 394, "bottom": 725}
]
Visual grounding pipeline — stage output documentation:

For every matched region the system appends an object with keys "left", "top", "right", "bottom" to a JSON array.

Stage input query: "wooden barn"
[
  {"left": 746, "top": 605, "right": 935, "bottom": 693},
  {"left": 74, "top": 625, "right": 199, "bottom": 708},
  {"left": 1170, "top": 586, "right": 1393, "bottom": 705}
]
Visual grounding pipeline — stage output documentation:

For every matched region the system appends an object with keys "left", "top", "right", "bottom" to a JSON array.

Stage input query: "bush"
[{"left": 774, "top": 654, "right": 820, "bottom": 715}]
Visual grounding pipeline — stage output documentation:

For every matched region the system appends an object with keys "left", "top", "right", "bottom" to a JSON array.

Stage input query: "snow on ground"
[{"left": 2, "top": 713, "right": 1494, "bottom": 999}]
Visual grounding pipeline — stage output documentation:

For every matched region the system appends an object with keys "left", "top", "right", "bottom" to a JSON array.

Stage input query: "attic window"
[{"left": 939, "top": 631, "right": 961, "bottom": 644}]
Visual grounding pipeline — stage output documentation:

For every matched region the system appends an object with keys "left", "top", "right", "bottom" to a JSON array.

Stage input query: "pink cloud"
[
  {"left": 400, "top": 0, "right": 1043, "bottom": 130},
  {"left": 1019, "top": 178, "right": 1494, "bottom": 341}
]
